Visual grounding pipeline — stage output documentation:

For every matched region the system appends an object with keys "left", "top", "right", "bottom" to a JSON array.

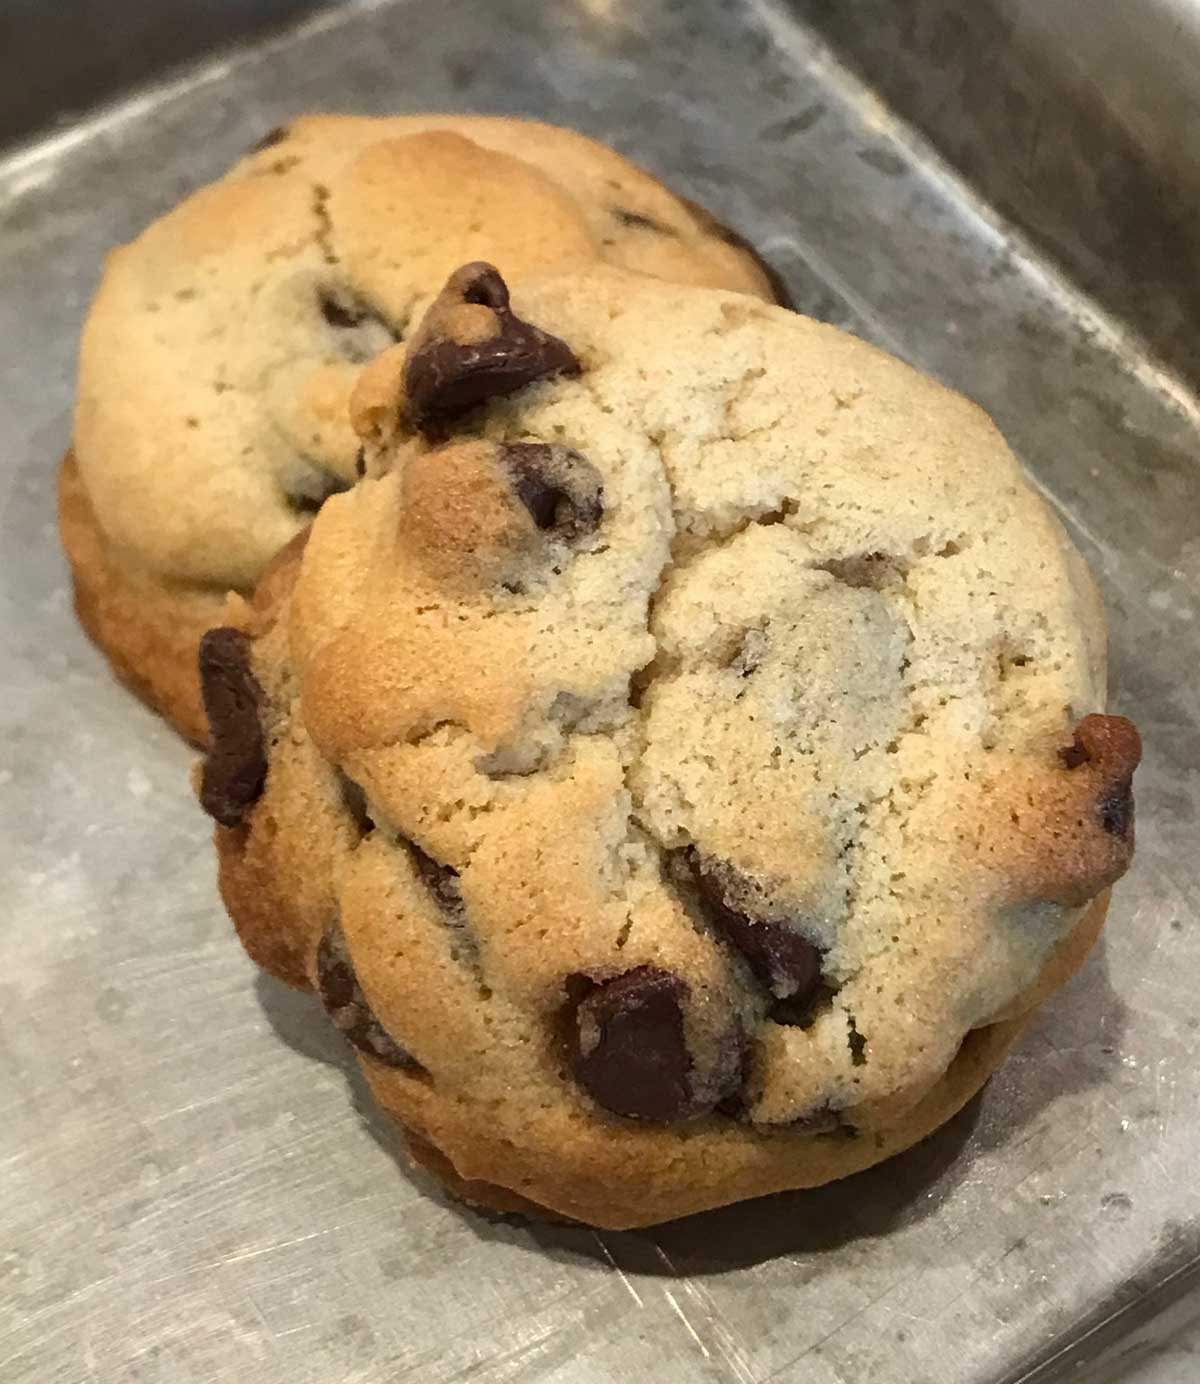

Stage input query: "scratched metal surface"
[{"left": 1, "top": 2, "right": 1198, "bottom": 1381}]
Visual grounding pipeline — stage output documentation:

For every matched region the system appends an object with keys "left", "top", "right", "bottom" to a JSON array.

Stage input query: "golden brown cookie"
[
  {"left": 201, "top": 264, "right": 1140, "bottom": 1228},
  {"left": 64, "top": 115, "right": 779, "bottom": 741}
]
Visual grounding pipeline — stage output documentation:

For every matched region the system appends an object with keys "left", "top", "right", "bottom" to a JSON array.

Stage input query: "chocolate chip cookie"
[
  {"left": 203, "top": 263, "right": 1140, "bottom": 1227},
  {"left": 62, "top": 115, "right": 779, "bottom": 743}
]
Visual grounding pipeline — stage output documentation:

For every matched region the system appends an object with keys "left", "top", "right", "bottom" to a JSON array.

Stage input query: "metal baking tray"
[{"left": 2, "top": 2, "right": 1197, "bottom": 1381}]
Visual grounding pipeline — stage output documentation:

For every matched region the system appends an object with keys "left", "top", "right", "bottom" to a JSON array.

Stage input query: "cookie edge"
[{"left": 57, "top": 452, "right": 220, "bottom": 746}]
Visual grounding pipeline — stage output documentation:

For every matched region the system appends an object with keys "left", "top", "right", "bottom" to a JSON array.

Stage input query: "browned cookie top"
[
  {"left": 202, "top": 263, "right": 1138, "bottom": 1219},
  {"left": 74, "top": 114, "right": 777, "bottom": 598}
]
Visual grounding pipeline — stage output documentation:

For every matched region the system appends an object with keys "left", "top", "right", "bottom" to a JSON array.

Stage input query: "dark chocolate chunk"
[
  {"left": 198, "top": 628, "right": 267, "bottom": 827},
  {"left": 611, "top": 207, "right": 676, "bottom": 235},
  {"left": 501, "top": 443, "right": 603, "bottom": 541},
  {"left": 404, "top": 262, "right": 580, "bottom": 430},
  {"left": 317, "top": 925, "right": 420, "bottom": 1069},
  {"left": 570, "top": 967, "right": 696, "bottom": 1121},
  {"left": 354, "top": 446, "right": 366, "bottom": 479},
  {"left": 338, "top": 772, "right": 373, "bottom": 833},
  {"left": 685, "top": 849, "right": 822, "bottom": 1001}
]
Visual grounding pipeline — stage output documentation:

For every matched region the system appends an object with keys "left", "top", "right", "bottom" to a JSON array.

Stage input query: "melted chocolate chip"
[
  {"left": 611, "top": 207, "right": 676, "bottom": 235},
  {"left": 685, "top": 850, "right": 823, "bottom": 1001},
  {"left": 354, "top": 447, "right": 366, "bottom": 479},
  {"left": 570, "top": 967, "right": 696, "bottom": 1121},
  {"left": 198, "top": 628, "right": 267, "bottom": 826},
  {"left": 501, "top": 443, "right": 603, "bottom": 541},
  {"left": 404, "top": 262, "right": 580, "bottom": 431},
  {"left": 317, "top": 925, "right": 420, "bottom": 1069}
]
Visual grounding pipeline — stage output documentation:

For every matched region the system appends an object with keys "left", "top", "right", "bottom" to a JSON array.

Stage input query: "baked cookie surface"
[
  {"left": 205, "top": 263, "right": 1139, "bottom": 1227},
  {"left": 65, "top": 114, "right": 777, "bottom": 741}
]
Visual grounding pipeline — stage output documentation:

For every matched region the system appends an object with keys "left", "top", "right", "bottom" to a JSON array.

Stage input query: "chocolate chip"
[
  {"left": 847, "top": 1015, "right": 867, "bottom": 1066},
  {"left": 816, "top": 552, "right": 907, "bottom": 590},
  {"left": 770, "top": 983, "right": 834, "bottom": 1028},
  {"left": 198, "top": 628, "right": 267, "bottom": 827},
  {"left": 1058, "top": 713, "right": 1141, "bottom": 840},
  {"left": 317, "top": 924, "right": 420, "bottom": 1069},
  {"left": 402, "top": 841, "right": 482, "bottom": 971},
  {"left": 338, "top": 772, "right": 373, "bottom": 833},
  {"left": 1099, "top": 779, "right": 1135, "bottom": 839},
  {"left": 460, "top": 265, "right": 509, "bottom": 310},
  {"left": 611, "top": 207, "right": 676, "bottom": 235},
  {"left": 354, "top": 447, "right": 366, "bottom": 479},
  {"left": 713, "top": 1023, "right": 753, "bottom": 1118},
  {"left": 1058, "top": 713, "right": 1141, "bottom": 772},
  {"left": 819, "top": 1121, "right": 861, "bottom": 1141},
  {"left": 404, "top": 262, "right": 580, "bottom": 431},
  {"left": 501, "top": 443, "right": 603, "bottom": 541},
  {"left": 319, "top": 291, "right": 366, "bottom": 330},
  {"left": 250, "top": 125, "right": 289, "bottom": 152},
  {"left": 511, "top": 470, "right": 564, "bottom": 529},
  {"left": 685, "top": 849, "right": 823, "bottom": 1001},
  {"left": 570, "top": 967, "right": 696, "bottom": 1121},
  {"left": 785, "top": 1104, "right": 840, "bottom": 1135},
  {"left": 317, "top": 288, "right": 396, "bottom": 361},
  {"left": 407, "top": 840, "right": 464, "bottom": 916},
  {"left": 1058, "top": 739, "right": 1090, "bottom": 769}
]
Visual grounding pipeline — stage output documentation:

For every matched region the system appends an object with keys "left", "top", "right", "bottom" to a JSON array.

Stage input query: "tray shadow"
[{"left": 254, "top": 931, "right": 1127, "bottom": 1275}]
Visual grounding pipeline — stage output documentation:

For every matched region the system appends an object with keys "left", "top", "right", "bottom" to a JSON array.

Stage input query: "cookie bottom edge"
[
  {"left": 57, "top": 450, "right": 224, "bottom": 746},
  {"left": 369, "top": 892, "right": 1111, "bottom": 1230}
]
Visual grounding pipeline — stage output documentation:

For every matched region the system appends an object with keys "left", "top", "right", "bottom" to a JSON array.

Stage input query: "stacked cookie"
[
  {"left": 63, "top": 115, "right": 776, "bottom": 743},
  {"left": 63, "top": 116, "right": 1140, "bottom": 1229}
]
